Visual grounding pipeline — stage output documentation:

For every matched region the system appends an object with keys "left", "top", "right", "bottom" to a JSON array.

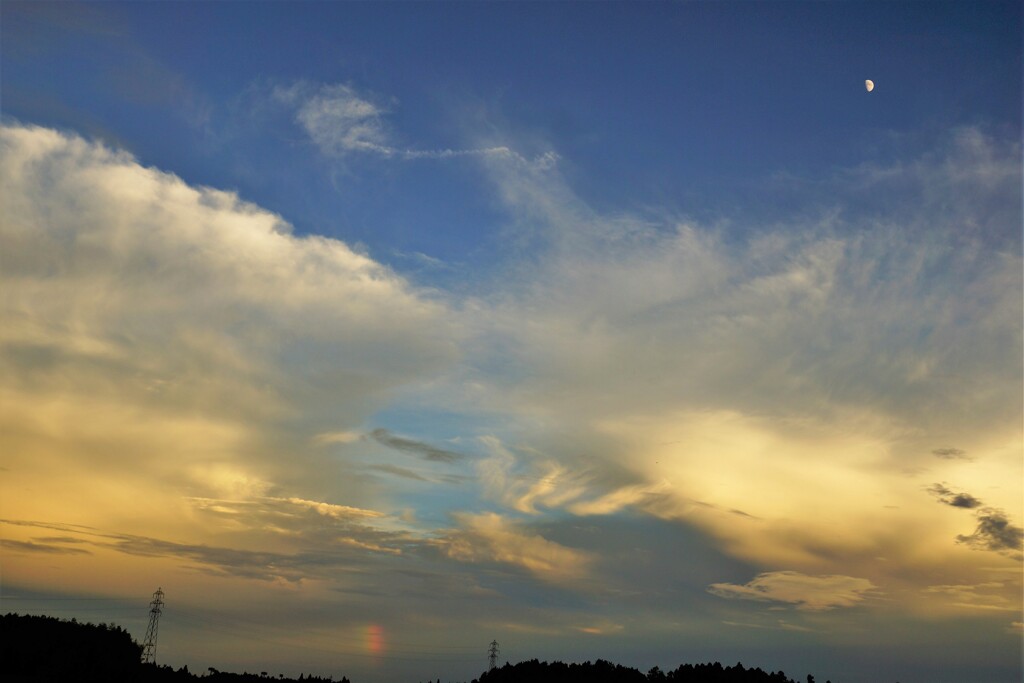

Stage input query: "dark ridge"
[
  {"left": 0, "top": 613, "right": 343, "bottom": 683},
  {"left": 1, "top": 612, "right": 142, "bottom": 682},
  {"left": 2, "top": 613, "right": 845, "bottom": 683},
  {"left": 472, "top": 659, "right": 835, "bottom": 683}
]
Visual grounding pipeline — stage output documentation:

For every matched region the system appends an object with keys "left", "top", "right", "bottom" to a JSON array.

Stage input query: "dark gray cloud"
[
  {"left": 371, "top": 428, "right": 464, "bottom": 463},
  {"left": 2, "top": 510, "right": 419, "bottom": 584},
  {"left": 957, "top": 508, "right": 1024, "bottom": 556},
  {"left": 0, "top": 538, "right": 92, "bottom": 555},
  {"left": 928, "top": 483, "right": 983, "bottom": 509},
  {"left": 925, "top": 487, "right": 1023, "bottom": 557},
  {"left": 107, "top": 535, "right": 382, "bottom": 583},
  {"left": 932, "top": 447, "right": 971, "bottom": 460},
  {"left": 33, "top": 536, "right": 90, "bottom": 544},
  {"left": 366, "top": 463, "right": 431, "bottom": 482}
]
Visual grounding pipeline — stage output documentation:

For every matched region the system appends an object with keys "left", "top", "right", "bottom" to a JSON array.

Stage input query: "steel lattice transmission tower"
[
  {"left": 141, "top": 588, "right": 165, "bottom": 664},
  {"left": 488, "top": 640, "right": 500, "bottom": 671}
]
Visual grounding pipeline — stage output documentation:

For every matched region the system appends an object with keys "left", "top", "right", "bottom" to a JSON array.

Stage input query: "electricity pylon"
[
  {"left": 488, "top": 640, "right": 500, "bottom": 671},
  {"left": 141, "top": 588, "right": 164, "bottom": 664}
]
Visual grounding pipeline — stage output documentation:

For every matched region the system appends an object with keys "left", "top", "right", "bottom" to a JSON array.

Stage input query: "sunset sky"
[{"left": 1, "top": 3, "right": 1021, "bottom": 683}]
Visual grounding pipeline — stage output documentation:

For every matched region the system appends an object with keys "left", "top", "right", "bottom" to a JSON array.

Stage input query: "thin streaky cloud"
[
  {"left": 370, "top": 428, "right": 465, "bottom": 464},
  {"left": 932, "top": 447, "right": 972, "bottom": 460},
  {"left": 365, "top": 464, "right": 431, "bottom": 483},
  {"left": 923, "top": 582, "right": 1017, "bottom": 611},
  {"left": 0, "top": 539, "right": 92, "bottom": 556},
  {"left": 277, "top": 81, "right": 523, "bottom": 163}
]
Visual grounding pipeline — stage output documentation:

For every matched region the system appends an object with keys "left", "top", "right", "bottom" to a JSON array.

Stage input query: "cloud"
[
  {"left": 0, "top": 122, "right": 460, "bottom": 546},
  {"left": 472, "top": 125, "right": 1021, "bottom": 430},
  {"left": 923, "top": 582, "right": 1018, "bottom": 611},
  {"left": 574, "top": 620, "right": 624, "bottom": 635},
  {"left": 957, "top": 508, "right": 1024, "bottom": 556},
  {"left": 279, "top": 83, "right": 393, "bottom": 157},
  {"left": 1, "top": 114, "right": 1020, "bottom": 665},
  {"left": 925, "top": 484, "right": 1022, "bottom": 556},
  {"left": 932, "top": 447, "right": 971, "bottom": 460},
  {"left": 0, "top": 539, "right": 92, "bottom": 555},
  {"left": 365, "top": 464, "right": 431, "bottom": 482},
  {"left": 446, "top": 124, "right": 1023, "bottom": 581},
  {"left": 439, "top": 512, "right": 594, "bottom": 585},
  {"left": 2, "top": 501, "right": 415, "bottom": 583},
  {"left": 707, "top": 571, "right": 877, "bottom": 611},
  {"left": 392, "top": 250, "right": 450, "bottom": 271},
  {"left": 275, "top": 82, "right": 517, "bottom": 161},
  {"left": 473, "top": 435, "right": 661, "bottom": 516},
  {"left": 928, "top": 484, "right": 983, "bottom": 509},
  {"left": 277, "top": 496, "right": 385, "bottom": 520},
  {"left": 475, "top": 436, "right": 591, "bottom": 514},
  {"left": 313, "top": 431, "right": 362, "bottom": 446},
  {"left": 723, "top": 619, "right": 813, "bottom": 632},
  {"left": 370, "top": 428, "right": 465, "bottom": 464}
]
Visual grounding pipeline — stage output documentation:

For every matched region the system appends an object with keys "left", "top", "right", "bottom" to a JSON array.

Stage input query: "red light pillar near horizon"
[{"left": 365, "top": 624, "right": 384, "bottom": 657}]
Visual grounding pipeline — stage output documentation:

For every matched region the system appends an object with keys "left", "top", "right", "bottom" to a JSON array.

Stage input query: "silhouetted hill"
[
  {"left": 0, "top": 614, "right": 343, "bottom": 683},
  {"left": 473, "top": 659, "right": 833, "bottom": 683},
  {"left": 2, "top": 613, "right": 838, "bottom": 683},
  {"left": 2, "top": 612, "right": 142, "bottom": 682}
]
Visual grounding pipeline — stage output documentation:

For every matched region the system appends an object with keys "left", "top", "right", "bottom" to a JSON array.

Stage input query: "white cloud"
[
  {"left": 445, "top": 125, "right": 1023, "bottom": 586},
  {"left": 275, "top": 81, "right": 521, "bottom": 161},
  {"left": 2, "top": 117, "right": 1020, "bottom": 639},
  {"left": 0, "top": 122, "right": 458, "bottom": 530},
  {"left": 462, "top": 145, "right": 1020, "bottom": 626},
  {"left": 474, "top": 126, "right": 1021, "bottom": 424},
  {"left": 287, "top": 83, "right": 394, "bottom": 157},
  {"left": 708, "top": 571, "right": 877, "bottom": 611}
]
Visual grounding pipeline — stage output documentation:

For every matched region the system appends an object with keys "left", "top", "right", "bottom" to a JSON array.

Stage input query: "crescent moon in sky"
[{"left": 865, "top": 79, "right": 875, "bottom": 92}]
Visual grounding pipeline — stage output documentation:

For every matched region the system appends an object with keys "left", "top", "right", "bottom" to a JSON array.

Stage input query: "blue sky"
[
  {"left": 7, "top": 2, "right": 1018, "bottom": 266},
  {"left": 1, "top": 3, "right": 1021, "bottom": 683}
]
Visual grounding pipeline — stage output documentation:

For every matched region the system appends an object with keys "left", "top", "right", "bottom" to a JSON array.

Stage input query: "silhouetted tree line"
[
  {"left": 1, "top": 614, "right": 345, "bottom": 683},
  {"left": 3, "top": 613, "right": 843, "bottom": 683},
  {"left": 473, "top": 659, "right": 833, "bottom": 683}
]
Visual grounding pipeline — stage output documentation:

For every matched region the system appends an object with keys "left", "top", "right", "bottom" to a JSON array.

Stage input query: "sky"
[{"left": 0, "top": 2, "right": 1021, "bottom": 682}]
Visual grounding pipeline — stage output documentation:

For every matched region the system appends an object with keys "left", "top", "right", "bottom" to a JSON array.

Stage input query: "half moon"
[{"left": 865, "top": 79, "right": 874, "bottom": 92}]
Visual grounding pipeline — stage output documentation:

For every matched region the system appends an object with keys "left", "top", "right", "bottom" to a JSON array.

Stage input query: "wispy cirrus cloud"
[
  {"left": 445, "top": 124, "right": 1023, "bottom": 583},
  {"left": 274, "top": 82, "right": 517, "bottom": 161},
  {"left": 439, "top": 512, "right": 594, "bottom": 586}
]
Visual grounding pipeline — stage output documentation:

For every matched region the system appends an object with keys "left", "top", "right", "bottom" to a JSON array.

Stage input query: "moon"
[{"left": 865, "top": 79, "right": 875, "bottom": 92}]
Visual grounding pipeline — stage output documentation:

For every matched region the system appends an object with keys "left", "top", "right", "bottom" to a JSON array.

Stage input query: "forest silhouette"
[
  {"left": 2, "top": 613, "right": 844, "bottom": 683},
  {"left": 1, "top": 614, "right": 343, "bottom": 683}
]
